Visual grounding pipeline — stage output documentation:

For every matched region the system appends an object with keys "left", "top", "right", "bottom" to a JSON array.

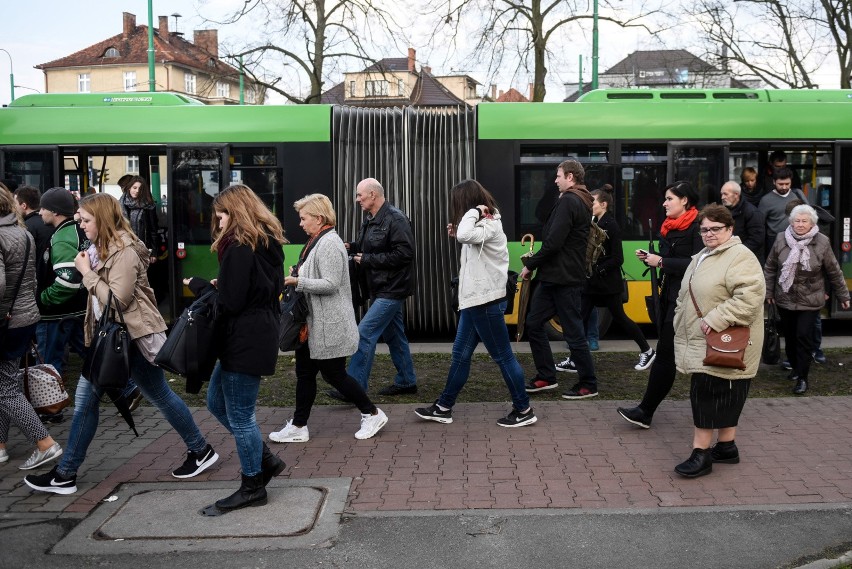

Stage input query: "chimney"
[
  {"left": 158, "top": 16, "right": 169, "bottom": 42},
  {"left": 123, "top": 12, "right": 136, "bottom": 38},
  {"left": 194, "top": 29, "right": 219, "bottom": 58},
  {"left": 499, "top": 90, "right": 504, "bottom": 99},
  {"left": 407, "top": 47, "right": 416, "bottom": 73},
  {"left": 491, "top": 84, "right": 497, "bottom": 99},
  {"left": 422, "top": 65, "right": 432, "bottom": 74},
  {"left": 529, "top": 82, "right": 534, "bottom": 101}
]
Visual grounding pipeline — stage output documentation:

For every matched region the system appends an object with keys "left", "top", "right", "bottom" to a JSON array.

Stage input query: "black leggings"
[
  {"left": 293, "top": 344, "right": 376, "bottom": 427},
  {"left": 639, "top": 303, "right": 677, "bottom": 415},
  {"left": 582, "top": 294, "right": 650, "bottom": 353}
]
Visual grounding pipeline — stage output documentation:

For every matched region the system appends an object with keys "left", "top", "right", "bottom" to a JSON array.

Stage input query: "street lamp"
[
  {"left": 0, "top": 48, "right": 14, "bottom": 101},
  {"left": 592, "top": 0, "right": 599, "bottom": 90}
]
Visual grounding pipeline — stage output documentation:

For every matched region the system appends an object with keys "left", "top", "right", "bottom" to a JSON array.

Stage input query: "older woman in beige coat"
[{"left": 673, "top": 204, "right": 765, "bottom": 478}]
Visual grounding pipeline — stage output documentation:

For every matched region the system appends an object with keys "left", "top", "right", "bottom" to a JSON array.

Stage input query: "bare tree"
[
  {"left": 687, "top": 0, "right": 851, "bottom": 89},
  {"left": 203, "top": 0, "right": 407, "bottom": 104},
  {"left": 424, "top": 0, "right": 662, "bottom": 101}
]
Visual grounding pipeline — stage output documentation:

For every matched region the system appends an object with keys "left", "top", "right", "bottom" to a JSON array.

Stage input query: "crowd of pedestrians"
[{"left": 0, "top": 150, "right": 847, "bottom": 504}]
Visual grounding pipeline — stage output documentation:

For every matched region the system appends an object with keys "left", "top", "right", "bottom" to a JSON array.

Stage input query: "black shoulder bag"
[{"left": 83, "top": 290, "right": 131, "bottom": 390}]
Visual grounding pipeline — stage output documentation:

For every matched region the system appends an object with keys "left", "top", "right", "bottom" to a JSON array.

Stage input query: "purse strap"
[
  {"left": 3, "top": 236, "right": 31, "bottom": 322},
  {"left": 100, "top": 289, "right": 128, "bottom": 328},
  {"left": 687, "top": 273, "right": 705, "bottom": 319}
]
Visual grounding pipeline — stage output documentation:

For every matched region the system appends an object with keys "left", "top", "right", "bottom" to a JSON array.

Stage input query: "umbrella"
[
  {"left": 646, "top": 219, "right": 662, "bottom": 335},
  {"left": 104, "top": 388, "right": 139, "bottom": 437},
  {"left": 515, "top": 233, "right": 536, "bottom": 342}
]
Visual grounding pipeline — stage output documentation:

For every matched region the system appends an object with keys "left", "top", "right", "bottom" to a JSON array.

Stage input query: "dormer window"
[{"left": 104, "top": 47, "right": 120, "bottom": 58}]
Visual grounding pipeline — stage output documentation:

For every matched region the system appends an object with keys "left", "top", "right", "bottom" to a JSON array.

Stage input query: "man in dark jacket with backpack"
[{"left": 521, "top": 160, "right": 600, "bottom": 399}]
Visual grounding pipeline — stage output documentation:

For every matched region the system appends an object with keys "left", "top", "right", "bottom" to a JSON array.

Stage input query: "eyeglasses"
[{"left": 699, "top": 225, "right": 729, "bottom": 235}]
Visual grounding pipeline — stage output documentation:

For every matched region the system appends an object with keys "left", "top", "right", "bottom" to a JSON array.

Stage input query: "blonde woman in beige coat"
[{"left": 672, "top": 204, "right": 765, "bottom": 479}]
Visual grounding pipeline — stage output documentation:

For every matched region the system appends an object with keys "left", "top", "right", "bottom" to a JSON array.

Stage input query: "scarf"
[
  {"left": 121, "top": 195, "right": 153, "bottom": 240},
  {"left": 561, "top": 185, "right": 594, "bottom": 211},
  {"left": 216, "top": 231, "right": 237, "bottom": 262},
  {"left": 660, "top": 207, "right": 698, "bottom": 237},
  {"left": 779, "top": 224, "right": 819, "bottom": 293}
]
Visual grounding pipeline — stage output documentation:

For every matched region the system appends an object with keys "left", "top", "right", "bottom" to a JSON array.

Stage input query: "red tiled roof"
[
  {"left": 495, "top": 88, "right": 529, "bottom": 102},
  {"left": 37, "top": 26, "right": 238, "bottom": 78}
]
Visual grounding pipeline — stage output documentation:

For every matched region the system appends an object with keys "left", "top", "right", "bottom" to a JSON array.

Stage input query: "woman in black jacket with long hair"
[
  {"left": 617, "top": 181, "right": 702, "bottom": 429},
  {"left": 581, "top": 185, "right": 655, "bottom": 370}
]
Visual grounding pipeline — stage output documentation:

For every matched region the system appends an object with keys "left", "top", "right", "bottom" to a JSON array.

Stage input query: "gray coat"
[
  {"left": 0, "top": 213, "right": 39, "bottom": 329},
  {"left": 295, "top": 230, "right": 359, "bottom": 359}
]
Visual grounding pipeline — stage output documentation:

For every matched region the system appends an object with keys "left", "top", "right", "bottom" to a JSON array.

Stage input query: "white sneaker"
[
  {"left": 355, "top": 408, "right": 388, "bottom": 440},
  {"left": 0, "top": 448, "right": 8, "bottom": 463},
  {"left": 19, "top": 443, "right": 62, "bottom": 470},
  {"left": 269, "top": 420, "right": 310, "bottom": 443}
]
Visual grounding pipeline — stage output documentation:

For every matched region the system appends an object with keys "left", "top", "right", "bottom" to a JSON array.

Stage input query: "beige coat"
[
  {"left": 674, "top": 236, "right": 765, "bottom": 380},
  {"left": 81, "top": 231, "right": 166, "bottom": 345}
]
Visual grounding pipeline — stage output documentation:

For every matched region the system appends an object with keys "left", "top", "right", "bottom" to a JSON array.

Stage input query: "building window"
[
  {"left": 365, "top": 80, "right": 389, "bottom": 97},
  {"left": 398, "top": 79, "right": 405, "bottom": 96},
  {"left": 105, "top": 47, "right": 120, "bottom": 58},
  {"left": 184, "top": 73, "right": 196, "bottom": 94},
  {"left": 349, "top": 81, "right": 356, "bottom": 97},
  {"left": 78, "top": 73, "right": 91, "bottom": 93},
  {"left": 246, "top": 88, "right": 256, "bottom": 104},
  {"left": 123, "top": 71, "right": 137, "bottom": 92},
  {"left": 126, "top": 156, "right": 140, "bottom": 174},
  {"left": 216, "top": 81, "right": 230, "bottom": 98}
]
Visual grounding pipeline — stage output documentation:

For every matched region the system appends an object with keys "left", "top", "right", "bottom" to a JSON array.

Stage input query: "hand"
[
  {"left": 447, "top": 223, "right": 455, "bottom": 237},
  {"left": 149, "top": 256, "right": 157, "bottom": 264},
  {"left": 700, "top": 320, "right": 712, "bottom": 335},
  {"left": 476, "top": 205, "right": 489, "bottom": 215},
  {"left": 344, "top": 242, "right": 351, "bottom": 251},
  {"left": 520, "top": 266, "right": 532, "bottom": 281},
  {"left": 74, "top": 251, "right": 90, "bottom": 276},
  {"left": 841, "top": 300, "right": 850, "bottom": 310},
  {"left": 353, "top": 253, "right": 363, "bottom": 264},
  {"left": 766, "top": 298, "right": 775, "bottom": 305},
  {"left": 182, "top": 277, "right": 192, "bottom": 286},
  {"left": 644, "top": 253, "right": 662, "bottom": 268},
  {"left": 284, "top": 276, "right": 298, "bottom": 287}
]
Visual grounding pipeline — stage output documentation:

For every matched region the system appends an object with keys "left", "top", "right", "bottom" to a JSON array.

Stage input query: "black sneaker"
[
  {"left": 555, "top": 357, "right": 577, "bottom": 373},
  {"left": 128, "top": 387, "right": 145, "bottom": 412},
  {"left": 525, "top": 378, "right": 558, "bottom": 392},
  {"left": 634, "top": 349, "right": 656, "bottom": 371},
  {"left": 172, "top": 444, "right": 219, "bottom": 479},
  {"left": 24, "top": 466, "right": 77, "bottom": 495},
  {"left": 617, "top": 406, "right": 652, "bottom": 429},
  {"left": 496, "top": 407, "right": 537, "bottom": 428},
  {"left": 414, "top": 403, "right": 453, "bottom": 424},
  {"left": 562, "top": 384, "right": 598, "bottom": 400},
  {"left": 377, "top": 384, "right": 418, "bottom": 396},
  {"left": 813, "top": 349, "right": 827, "bottom": 364}
]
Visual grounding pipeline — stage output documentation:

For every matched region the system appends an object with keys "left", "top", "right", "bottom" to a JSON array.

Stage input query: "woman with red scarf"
[{"left": 617, "top": 181, "right": 703, "bottom": 429}]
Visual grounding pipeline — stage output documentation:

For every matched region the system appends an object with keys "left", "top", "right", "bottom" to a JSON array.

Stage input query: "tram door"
[
  {"left": 0, "top": 147, "right": 59, "bottom": 189},
  {"left": 668, "top": 143, "right": 726, "bottom": 206},
  {"left": 835, "top": 144, "right": 852, "bottom": 319},
  {"left": 166, "top": 147, "right": 224, "bottom": 320}
]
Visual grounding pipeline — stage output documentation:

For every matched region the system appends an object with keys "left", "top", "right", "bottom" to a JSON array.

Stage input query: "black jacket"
[
  {"left": 728, "top": 198, "right": 765, "bottom": 263},
  {"left": 657, "top": 219, "right": 702, "bottom": 321},
  {"left": 349, "top": 202, "right": 415, "bottom": 300},
  {"left": 190, "top": 237, "right": 284, "bottom": 376},
  {"left": 523, "top": 188, "right": 591, "bottom": 287},
  {"left": 585, "top": 212, "right": 623, "bottom": 297},
  {"left": 120, "top": 195, "right": 160, "bottom": 255},
  {"left": 23, "top": 211, "right": 54, "bottom": 284}
]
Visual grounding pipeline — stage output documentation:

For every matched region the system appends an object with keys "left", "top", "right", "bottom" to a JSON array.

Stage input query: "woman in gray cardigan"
[
  {"left": 269, "top": 194, "right": 388, "bottom": 443},
  {"left": 0, "top": 184, "right": 62, "bottom": 470}
]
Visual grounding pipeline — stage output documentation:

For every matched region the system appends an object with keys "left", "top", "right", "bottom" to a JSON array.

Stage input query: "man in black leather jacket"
[
  {"left": 330, "top": 178, "right": 417, "bottom": 399},
  {"left": 521, "top": 160, "right": 600, "bottom": 400},
  {"left": 721, "top": 181, "right": 765, "bottom": 264}
]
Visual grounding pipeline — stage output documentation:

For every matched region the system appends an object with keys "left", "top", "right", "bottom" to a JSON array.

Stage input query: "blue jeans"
[
  {"left": 56, "top": 347, "right": 208, "bottom": 478},
  {"left": 38, "top": 318, "right": 85, "bottom": 375},
  {"left": 438, "top": 301, "right": 530, "bottom": 411},
  {"left": 347, "top": 298, "right": 416, "bottom": 391},
  {"left": 585, "top": 307, "right": 599, "bottom": 343},
  {"left": 526, "top": 282, "right": 598, "bottom": 387},
  {"left": 206, "top": 363, "right": 262, "bottom": 476}
]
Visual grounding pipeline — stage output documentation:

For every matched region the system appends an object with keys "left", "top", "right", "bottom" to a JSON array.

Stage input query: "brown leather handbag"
[{"left": 688, "top": 278, "right": 750, "bottom": 370}]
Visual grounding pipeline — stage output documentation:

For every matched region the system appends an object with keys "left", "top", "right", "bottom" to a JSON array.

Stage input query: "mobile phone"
[{"left": 637, "top": 249, "right": 649, "bottom": 255}]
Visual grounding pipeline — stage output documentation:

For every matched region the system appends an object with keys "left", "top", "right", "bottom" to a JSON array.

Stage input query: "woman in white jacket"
[{"left": 415, "top": 180, "right": 536, "bottom": 427}]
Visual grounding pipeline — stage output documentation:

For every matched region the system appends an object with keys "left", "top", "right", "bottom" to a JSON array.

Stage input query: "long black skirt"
[{"left": 689, "top": 372, "right": 751, "bottom": 429}]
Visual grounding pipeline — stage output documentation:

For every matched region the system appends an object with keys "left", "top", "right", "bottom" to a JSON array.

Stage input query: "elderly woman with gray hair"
[{"left": 764, "top": 204, "right": 850, "bottom": 395}]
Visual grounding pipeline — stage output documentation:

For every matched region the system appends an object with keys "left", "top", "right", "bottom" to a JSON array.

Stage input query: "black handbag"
[
  {"left": 278, "top": 285, "right": 309, "bottom": 352},
  {"left": 621, "top": 270, "right": 629, "bottom": 304},
  {"left": 762, "top": 303, "right": 781, "bottom": 365},
  {"left": 155, "top": 289, "right": 220, "bottom": 394},
  {"left": 82, "top": 290, "right": 130, "bottom": 390}
]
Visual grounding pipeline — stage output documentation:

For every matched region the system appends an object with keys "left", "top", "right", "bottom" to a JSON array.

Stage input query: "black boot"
[
  {"left": 793, "top": 378, "right": 808, "bottom": 395},
  {"left": 261, "top": 443, "right": 286, "bottom": 487},
  {"left": 674, "top": 448, "right": 713, "bottom": 478},
  {"left": 214, "top": 473, "right": 267, "bottom": 511},
  {"left": 710, "top": 440, "right": 739, "bottom": 464}
]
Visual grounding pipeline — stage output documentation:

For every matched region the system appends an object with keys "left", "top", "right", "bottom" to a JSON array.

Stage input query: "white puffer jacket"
[{"left": 456, "top": 208, "right": 509, "bottom": 310}]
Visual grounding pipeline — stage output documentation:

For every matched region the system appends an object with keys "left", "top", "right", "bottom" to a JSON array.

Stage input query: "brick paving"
[{"left": 3, "top": 395, "right": 852, "bottom": 515}]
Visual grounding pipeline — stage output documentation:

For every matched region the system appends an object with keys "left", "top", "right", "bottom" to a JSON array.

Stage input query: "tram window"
[
  {"left": 728, "top": 150, "right": 760, "bottom": 183},
  {"left": 230, "top": 147, "right": 277, "bottom": 167},
  {"left": 4, "top": 150, "right": 55, "bottom": 190},
  {"left": 520, "top": 144, "right": 609, "bottom": 164},
  {"left": 673, "top": 147, "right": 724, "bottom": 207},
  {"left": 230, "top": 167, "right": 283, "bottom": 218},
  {"left": 172, "top": 148, "right": 221, "bottom": 244},
  {"left": 621, "top": 145, "right": 666, "bottom": 164}
]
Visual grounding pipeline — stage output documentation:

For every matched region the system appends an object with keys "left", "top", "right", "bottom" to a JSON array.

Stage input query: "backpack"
[{"left": 585, "top": 219, "right": 608, "bottom": 278}]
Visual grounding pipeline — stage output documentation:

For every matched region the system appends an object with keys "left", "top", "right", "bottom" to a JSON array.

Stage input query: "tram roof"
[{"left": 478, "top": 89, "right": 852, "bottom": 141}]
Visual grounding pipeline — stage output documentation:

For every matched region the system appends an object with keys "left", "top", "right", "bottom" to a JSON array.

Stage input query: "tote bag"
[{"left": 82, "top": 290, "right": 131, "bottom": 390}]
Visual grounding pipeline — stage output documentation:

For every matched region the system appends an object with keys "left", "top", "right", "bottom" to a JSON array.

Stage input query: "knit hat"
[{"left": 40, "top": 187, "right": 76, "bottom": 217}]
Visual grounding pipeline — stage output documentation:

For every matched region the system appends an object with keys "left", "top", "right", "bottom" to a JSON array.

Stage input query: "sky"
[{"left": 0, "top": 0, "right": 843, "bottom": 107}]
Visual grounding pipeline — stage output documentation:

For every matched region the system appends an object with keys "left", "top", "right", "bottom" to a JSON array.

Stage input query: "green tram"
[{"left": 2, "top": 90, "right": 851, "bottom": 338}]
